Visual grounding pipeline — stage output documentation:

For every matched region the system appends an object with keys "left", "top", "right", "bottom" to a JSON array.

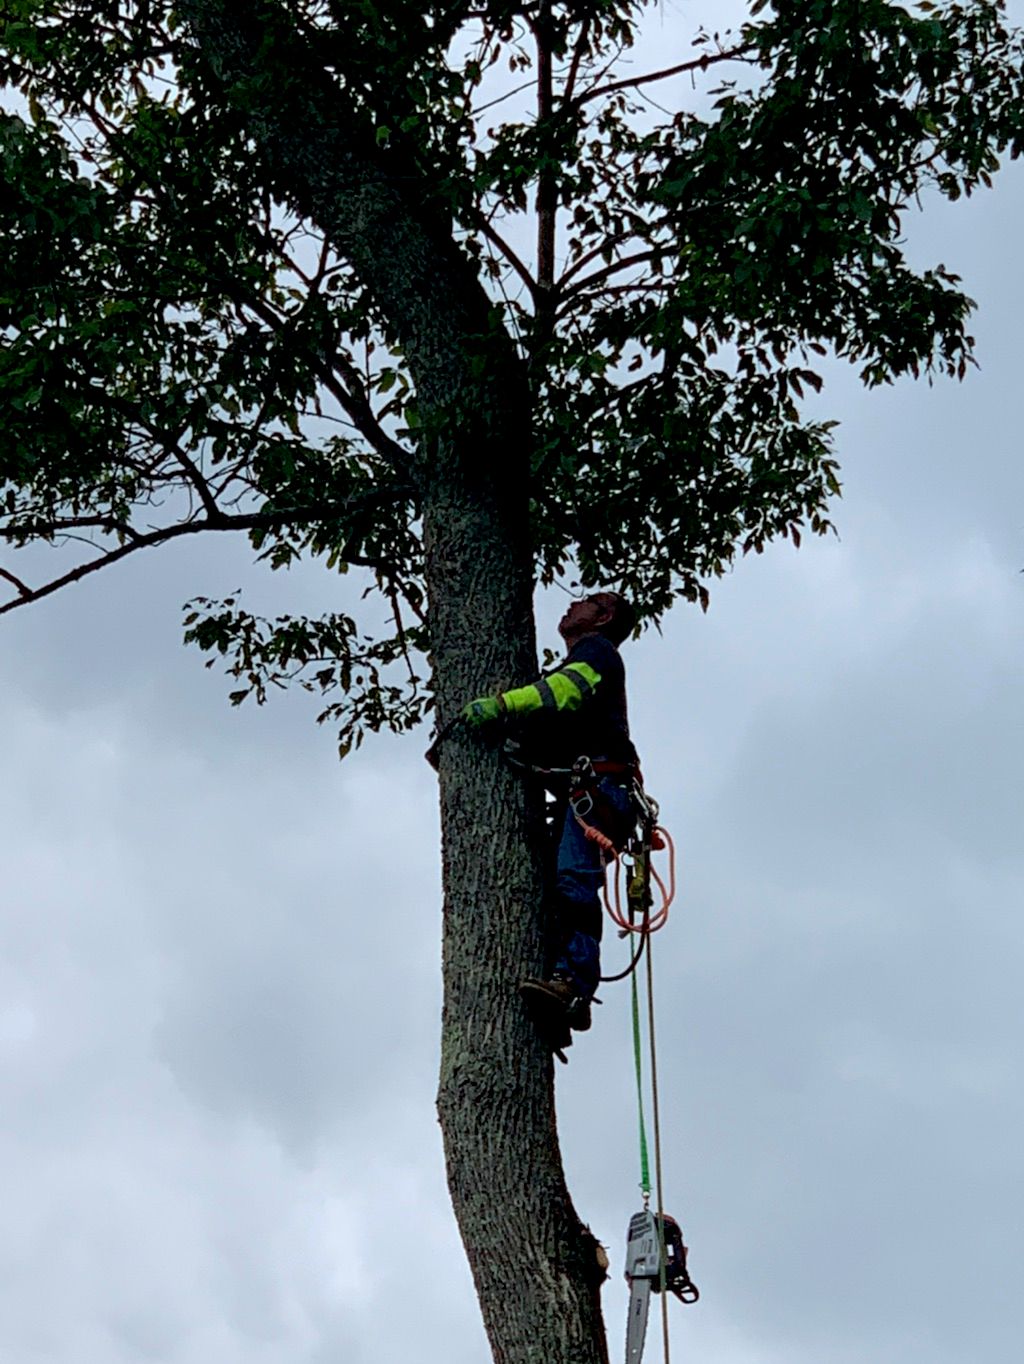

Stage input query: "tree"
[{"left": 2, "top": 2, "right": 1022, "bottom": 1359}]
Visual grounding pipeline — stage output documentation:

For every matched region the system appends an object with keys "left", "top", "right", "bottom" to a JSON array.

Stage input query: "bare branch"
[
  {"left": 0, "top": 515, "right": 144, "bottom": 543},
  {"left": 557, "top": 227, "right": 647, "bottom": 287},
  {"left": 571, "top": 40, "right": 628, "bottom": 105},
  {"left": 565, "top": 280, "right": 672, "bottom": 303},
  {"left": 466, "top": 211, "right": 540, "bottom": 301},
  {"left": 472, "top": 76, "right": 539, "bottom": 116},
  {"left": 0, "top": 485, "right": 413, "bottom": 618},
  {"left": 558, "top": 248, "right": 665, "bottom": 305},
  {"left": 230, "top": 288, "right": 413, "bottom": 470},
  {"left": 169, "top": 443, "right": 226, "bottom": 520},
  {"left": 535, "top": 3, "right": 557, "bottom": 297},
  {"left": 0, "top": 566, "right": 31, "bottom": 598},
  {"left": 95, "top": 392, "right": 242, "bottom": 519},
  {"left": 562, "top": 16, "right": 594, "bottom": 107},
  {"left": 575, "top": 42, "right": 756, "bottom": 106},
  {"left": 386, "top": 583, "right": 417, "bottom": 685}
]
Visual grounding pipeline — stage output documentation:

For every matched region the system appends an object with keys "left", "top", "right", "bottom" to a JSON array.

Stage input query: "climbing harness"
[{"left": 564, "top": 759, "right": 675, "bottom": 980}]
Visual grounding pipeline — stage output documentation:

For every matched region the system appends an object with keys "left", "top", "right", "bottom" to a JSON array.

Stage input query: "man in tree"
[
  {"left": 4, "top": 3, "right": 1024, "bottom": 1360},
  {"left": 463, "top": 590, "right": 638, "bottom": 1050}
]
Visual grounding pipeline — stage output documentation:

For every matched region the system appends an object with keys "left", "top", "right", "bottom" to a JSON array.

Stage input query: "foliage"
[{"left": 2, "top": 0, "right": 1023, "bottom": 751}]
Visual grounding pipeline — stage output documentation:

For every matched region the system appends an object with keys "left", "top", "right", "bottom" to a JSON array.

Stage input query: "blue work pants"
[{"left": 552, "top": 777, "right": 633, "bottom": 998}]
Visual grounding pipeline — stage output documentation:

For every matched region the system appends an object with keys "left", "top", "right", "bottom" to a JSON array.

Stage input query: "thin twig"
[
  {"left": 562, "top": 16, "right": 594, "bottom": 107},
  {"left": 559, "top": 248, "right": 665, "bottom": 302},
  {"left": 468, "top": 211, "right": 540, "bottom": 300},
  {"left": 0, "top": 566, "right": 31, "bottom": 597},
  {"left": 473, "top": 76, "right": 539, "bottom": 116},
  {"left": 387, "top": 583, "right": 418, "bottom": 686},
  {"left": 575, "top": 43, "right": 756, "bottom": 106},
  {"left": 0, "top": 514, "right": 143, "bottom": 543}
]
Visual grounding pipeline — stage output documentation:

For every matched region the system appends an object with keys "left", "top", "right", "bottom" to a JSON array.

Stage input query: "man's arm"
[{"left": 463, "top": 659, "right": 602, "bottom": 727}]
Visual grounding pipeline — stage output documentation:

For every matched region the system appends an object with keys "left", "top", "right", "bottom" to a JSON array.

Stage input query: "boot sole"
[{"left": 518, "top": 981, "right": 573, "bottom": 1054}]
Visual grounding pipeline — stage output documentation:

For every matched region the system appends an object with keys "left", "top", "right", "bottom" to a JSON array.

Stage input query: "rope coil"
[{"left": 604, "top": 825, "right": 675, "bottom": 935}]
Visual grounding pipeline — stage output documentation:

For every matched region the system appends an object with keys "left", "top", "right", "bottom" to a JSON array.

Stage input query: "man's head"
[{"left": 558, "top": 591, "right": 636, "bottom": 647}]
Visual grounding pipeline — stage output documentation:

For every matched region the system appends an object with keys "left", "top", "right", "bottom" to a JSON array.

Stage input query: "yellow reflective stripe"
[
  {"left": 501, "top": 661, "right": 601, "bottom": 716},
  {"left": 534, "top": 679, "right": 557, "bottom": 709},
  {"left": 501, "top": 682, "right": 545, "bottom": 715},
  {"left": 546, "top": 671, "right": 585, "bottom": 711},
  {"left": 563, "top": 661, "right": 601, "bottom": 696}
]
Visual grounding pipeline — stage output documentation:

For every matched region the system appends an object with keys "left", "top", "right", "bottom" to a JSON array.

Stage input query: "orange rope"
[
  {"left": 581, "top": 821, "right": 617, "bottom": 855},
  {"left": 600, "top": 824, "right": 676, "bottom": 935}
]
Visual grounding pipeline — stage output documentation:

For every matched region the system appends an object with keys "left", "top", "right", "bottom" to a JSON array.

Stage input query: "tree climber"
[{"left": 462, "top": 591, "right": 639, "bottom": 1049}]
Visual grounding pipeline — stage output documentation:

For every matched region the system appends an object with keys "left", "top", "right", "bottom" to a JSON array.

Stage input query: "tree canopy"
[{"left": 4, "top": 1, "right": 1021, "bottom": 752}]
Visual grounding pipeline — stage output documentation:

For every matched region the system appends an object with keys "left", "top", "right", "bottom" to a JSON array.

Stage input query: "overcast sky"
[{"left": 3, "top": 5, "right": 1023, "bottom": 1363}]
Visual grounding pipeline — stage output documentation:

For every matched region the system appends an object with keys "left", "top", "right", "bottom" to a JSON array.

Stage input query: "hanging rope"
[
  {"left": 645, "top": 916, "right": 672, "bottom": 1364},
  {"left": 601, "top": 934, "right": 647, "bottom": 984},
  {"left": 626, "top": 844, "right": 698, "bottom": 1361},
  {"left": 596, "top": 821, "right": 676, "bottom": 984},
  {"left": 603, "top": 827, "right": 676, "bottom": 935},
  {"left": 630, "top": 949, "right": 652, "bottom": 1203}
]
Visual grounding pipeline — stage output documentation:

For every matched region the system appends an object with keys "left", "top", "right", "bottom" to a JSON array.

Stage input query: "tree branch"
[
  {"left": 557, "top": 227, "right": 648, "bottom": 287},
  {"left": 0, "top": 485, "right": 413, "bottom": 618},
  {"left": 0, "top": 514, "right": 144, "bottom": 544},
  {"left": 169, "top": 442, "right": 226, "bottom": 520},
  {"left": 562, "top": 16, "right": 594, "bottom": 108},
  {"left": 466, "top": 210, "right": 540, "bottom": 301},
  {"left": 535, "top": 3, "right": 557, "bottom": 297},
  {"left": 0, "top": 566, "right": 31, "bottom": 598},
  {"left": 558, "top": 248, "right": 665, "bottom": 305},
  {"left": 228, "top": 285, "right": 414, "bottom": 471},
  {"left": 574, "top": 42, "right": 756, "bottom": 106},
  {"left": 179, "top": 0, "right": 528, "bottom": 443}
]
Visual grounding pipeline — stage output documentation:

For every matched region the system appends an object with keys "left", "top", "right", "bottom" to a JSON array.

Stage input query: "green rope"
[
  {"left": 645, "top": 915, "right": 672, "bottom": 1363},
  {"left": 630, "top": 953, "right": 652, "bottom": 1200}
]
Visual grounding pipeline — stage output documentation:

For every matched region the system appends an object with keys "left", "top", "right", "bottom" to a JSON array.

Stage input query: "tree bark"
[
  {"left": 180, "top": 5, "right": 610, "bottom": 1359},
  {"left": 425, "top": 484, "right": 610, "bottom": 1364}
]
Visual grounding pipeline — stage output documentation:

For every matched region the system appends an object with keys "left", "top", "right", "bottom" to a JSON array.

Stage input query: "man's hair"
[{"left": 592, "top": 591, "right": 636, "bottom": 645}]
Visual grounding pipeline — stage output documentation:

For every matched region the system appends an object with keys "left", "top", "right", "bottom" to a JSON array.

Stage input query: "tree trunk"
[
  {"left": 425, "top": 476, "right": 610, "bottom": 1364},
  {"left": 181, "top": 6, "right": 611, "bottom": 1357}
]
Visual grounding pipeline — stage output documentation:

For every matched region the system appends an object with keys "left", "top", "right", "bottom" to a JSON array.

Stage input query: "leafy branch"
[{"left": 182, "top": 593, "right": 431, "bottom": 757}]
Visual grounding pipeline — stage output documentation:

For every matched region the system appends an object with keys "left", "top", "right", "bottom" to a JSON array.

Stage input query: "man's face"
[{"left": 558, "top": 594, "right": 614, "bottom": 640}]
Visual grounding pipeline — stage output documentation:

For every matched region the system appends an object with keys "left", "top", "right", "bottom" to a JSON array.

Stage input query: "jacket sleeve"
[{"left": 499, "top": 659, "right": 601, "bottom": 716}]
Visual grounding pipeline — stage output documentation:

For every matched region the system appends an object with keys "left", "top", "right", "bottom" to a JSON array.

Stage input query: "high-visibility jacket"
[{"left": 500, "top": 631, "right": 637, "bottom": 770}]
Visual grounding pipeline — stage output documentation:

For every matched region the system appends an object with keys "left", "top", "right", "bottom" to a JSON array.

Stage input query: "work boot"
[
  {"left": 567, "top": 995, "right": 593, "bottom": 1032},
  {"left": 520, "top": 974, "right": 576, "bottom": 1010},
  {"left": 519, "top": 977, "right": 574, "bottom": 1062},
  {"left": 520, "top": 974, "right": 594, "bottom": 1034}
]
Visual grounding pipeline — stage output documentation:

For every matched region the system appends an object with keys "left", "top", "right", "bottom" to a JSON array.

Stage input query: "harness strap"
[{"left": 589, "top": 758, "right": 639, "bottom": 777}]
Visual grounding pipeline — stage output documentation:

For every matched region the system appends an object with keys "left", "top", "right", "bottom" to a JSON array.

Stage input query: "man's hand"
[{"left": 462, "top": 696, "right": 504, "bottom": 728}]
